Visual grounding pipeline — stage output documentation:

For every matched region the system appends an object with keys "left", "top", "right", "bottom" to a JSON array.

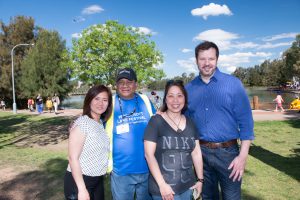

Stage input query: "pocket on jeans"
[{"left": 220, "top": 145, "right": 239, "bottom": 156}]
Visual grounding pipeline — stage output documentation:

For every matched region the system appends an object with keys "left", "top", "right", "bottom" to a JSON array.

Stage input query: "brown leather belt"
[{"left": 200, "top": 139, "right": 237, "bottom": 149}]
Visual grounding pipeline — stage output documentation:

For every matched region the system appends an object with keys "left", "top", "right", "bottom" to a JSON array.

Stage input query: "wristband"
[{"left": 197, "top": 178, "right": 204, "bottom": 183}]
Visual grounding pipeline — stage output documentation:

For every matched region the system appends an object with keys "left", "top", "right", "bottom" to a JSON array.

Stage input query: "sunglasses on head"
[{"left": 166, "top": 79, "right": 184, "bottom": 85}]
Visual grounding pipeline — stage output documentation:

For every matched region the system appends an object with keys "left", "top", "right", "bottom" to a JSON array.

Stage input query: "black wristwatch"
[{"left": 197, "top": 178, "right": 204, "bottom": 183}]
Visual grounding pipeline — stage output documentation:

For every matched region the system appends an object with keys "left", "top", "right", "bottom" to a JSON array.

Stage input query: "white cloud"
[
  {"left": 71, "top": 33, "right": 82, "bottom": 38},
  {"left": 193, "top": 29, "right": 239, "bottom": 50},
  {"left": 257, "top": 42, "right": 292, "bottom": 49},
  {"left": 218, "top": 51, "right": 272, "bottom": 67},
  {"left": 232, "top": 42, "right": 259, "bottom": 49},
  {"left": 135, "top": 27, "right": 157, "bottom": 35},
  {"left": 181, "top": 48, "right": 192, "bottom": 53},
  {"left": 82, "top": 5, "right": 104, "bottom": 15},
  {"left": 279, "top": 51, "right": 283, "bottom": 57},
  {"left": 262, "top": 32, "right": 298, "bottom": 41},
  {"left": 176, "top": 58, "right": 197, "bottom": 73},
  {"left": 226, "top": 66, "right": 237, "bottom": 73},
  {"left": 191, "top": 3, "right": 233, "bottom": 20}
]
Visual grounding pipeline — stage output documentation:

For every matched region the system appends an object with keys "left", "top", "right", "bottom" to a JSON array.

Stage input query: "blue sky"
[{"left": 1, "top": 0, "right": 299, "bottom": 78}]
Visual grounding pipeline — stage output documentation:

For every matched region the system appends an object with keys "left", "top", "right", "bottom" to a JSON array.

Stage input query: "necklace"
[{"left": 165, "top": 111, "right": 182, "bottom": 133}]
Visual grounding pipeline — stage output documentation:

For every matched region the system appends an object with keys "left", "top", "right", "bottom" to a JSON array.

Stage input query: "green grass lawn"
[{"left": 0, "top": 111, "right": 299, "bottom": 200}]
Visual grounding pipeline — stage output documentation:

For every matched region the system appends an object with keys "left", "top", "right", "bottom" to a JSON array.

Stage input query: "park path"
[{"left": 11, "top": 108, "right": 300, "bottom": 121}]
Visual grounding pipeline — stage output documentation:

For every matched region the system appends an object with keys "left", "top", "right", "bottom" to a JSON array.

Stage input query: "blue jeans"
[
  {"left": 152, "top": 189, "right": 192, "bottom": 200},
  {"left": 37, "top": 104, "right": 43, "bottom": 114},
  {"left": 110, "top": 171, "right": 152, "bottom": 200},
  {"left": 201, "top": 144, "right": 241, "bottom": 200}
]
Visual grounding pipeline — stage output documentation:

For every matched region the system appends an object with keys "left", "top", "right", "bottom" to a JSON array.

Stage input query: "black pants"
[{"left": 64, "top": 171, "right": 105, "bottom": 200}]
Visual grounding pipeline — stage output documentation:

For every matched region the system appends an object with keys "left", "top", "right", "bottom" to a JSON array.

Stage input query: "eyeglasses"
[{"left": 166, "top": 79, "right": 184, "bottom": 86}]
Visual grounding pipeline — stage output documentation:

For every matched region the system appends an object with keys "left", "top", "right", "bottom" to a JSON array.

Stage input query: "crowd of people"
[
  {"left": 26, "top": 93, "right": 60, "bottom": 114},
  {"left": 64, "top": 41, "right": 255, "bottom": 200}
]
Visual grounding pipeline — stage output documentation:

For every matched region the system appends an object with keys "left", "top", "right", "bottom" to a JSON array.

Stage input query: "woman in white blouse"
[{"left": 64, "top": 85, "right": 112, "bottom": 200}]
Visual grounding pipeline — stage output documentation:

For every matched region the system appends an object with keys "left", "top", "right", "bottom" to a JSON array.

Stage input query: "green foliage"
[
  {"left": 20, "top": 29, "right": 72, "bottom": 101},
  {"left": 0, "top": 16, "right": 73, "bottom": 108},
  {"left": 0, "top": 16, "right": 35, "bottom": 104},
  {"left": 148, "top": 72, "right": 196, "bottom": 90},
  {"left": 70, "top": 20, "right": 165, "bottom": 85},
  {"left": 283, "top": 34, "right": 300, "bottom": 79}
]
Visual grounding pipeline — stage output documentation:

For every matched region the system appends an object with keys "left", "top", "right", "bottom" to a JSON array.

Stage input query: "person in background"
[
  {"left": 185, "top": 41, "right": 254, "bottom": 200},
  {"left": 52, "top": 93, "right": 60, "bottom": 114},
  {"left": 144, "top": 80, "right": 203, "bottom": 200},
  {"left": 27, "top": 98, "right": 32, "bottom": 110},
  {"left": 64, "top": 85, "right": 113, "bottom": 200},
  {"left": 149, "top": 91, "right": 162, "bottom": 110},
  {"left": 273, "top": 93, "right": 285, "bottom": 112},
  {"left": 27, "top": 98, "right": 34, "bottom": 112},
  {"left": 150, "top": 91, "right": 157, "bottom": 102},
  {"left": 0, "top": 99, "right": 6, "bottom": 111},
  {"left": 30, "top": 98, "right": 35, "bottom": 111},
  {"left": 36, "top": 94, "right": 43, "bottom": 114},
  {"left": 46, "top": 97, "right": 53, "bottom": 113},
  {"left": 106, "top": 68, "right": 155, "bottom": 200}
]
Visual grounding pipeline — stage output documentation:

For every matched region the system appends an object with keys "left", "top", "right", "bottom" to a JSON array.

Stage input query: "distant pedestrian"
[
  {"left": 52, "top": 93, "right": 60, "bottom": 114},
  {"left": 150, "top": 91, "right": 161, "bottom": 110},
  {"left": 0, "top": 99, "right": 6, "bottom": 111},
  {"left": 273, "top": 94, "right": 285, "bottom": 112},
  {"left": 36, "top": 94, "right": 43, "bottom": 114},
  {"left": 46, "top": 97, "right": 53, "bottom": 113},
  {"left": 27, "top": 98, "right": 34, "bottom": 111}
]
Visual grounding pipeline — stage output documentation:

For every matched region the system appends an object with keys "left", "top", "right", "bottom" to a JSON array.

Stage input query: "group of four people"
[
  {"left": 64, "top": 41, "right": 254, "bottom": 200},
  {"left": 32, "top": 93, "right": 60, "bottom": 114}
]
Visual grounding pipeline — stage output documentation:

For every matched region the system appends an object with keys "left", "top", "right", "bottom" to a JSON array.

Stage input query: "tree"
[
  {"left": 70, "top": 20, "right": 165, "bottom": 85},
  {"left": 20, "top": 29, "right": 72, "bottom": 101},
  {"left": 283, "top": 34, "right": 300, "bottom": 79},
  {"left": 0, "top": 16, "right": 35, "bottom": 105},
  {"left": 233, "top": 67, "right": 248, "bottom": 85}
]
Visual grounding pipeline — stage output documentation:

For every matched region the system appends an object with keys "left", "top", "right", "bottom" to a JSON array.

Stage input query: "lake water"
[{"left": 62, "top": 87, "right": 298, "bottom": 109}]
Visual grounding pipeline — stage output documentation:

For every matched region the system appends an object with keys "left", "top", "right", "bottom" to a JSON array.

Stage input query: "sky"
[{"left": 1, "top": 0, "right": 300, "bottom": 78}]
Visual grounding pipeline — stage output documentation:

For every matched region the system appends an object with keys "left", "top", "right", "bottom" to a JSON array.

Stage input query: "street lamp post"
[{"left": 11, "top": 43, "right": 34, "bottom": 114}]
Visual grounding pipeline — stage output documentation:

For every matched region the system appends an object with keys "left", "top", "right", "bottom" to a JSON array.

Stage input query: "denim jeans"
[
  {"left": 110, "top": 171, "right": 152, "bottom": 200},
  {"left": 201, "top": 144, "right": 241, "bottom": 200},
  {"left": 152, "top": 189, "right": 192, "bottom": 200}
]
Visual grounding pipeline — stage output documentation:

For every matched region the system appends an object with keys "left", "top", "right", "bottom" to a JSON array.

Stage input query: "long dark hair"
[
  {"left": 161, "top": 80, "right": 188, "bottom": 114},
  {"left": 82, "top": 85, "right": 113, "bottom": 122}
]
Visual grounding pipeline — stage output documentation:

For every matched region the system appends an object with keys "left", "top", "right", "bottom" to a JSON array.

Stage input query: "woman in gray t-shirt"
[{"left": 144, "top": 80, "right": 204, "bottom": 200}]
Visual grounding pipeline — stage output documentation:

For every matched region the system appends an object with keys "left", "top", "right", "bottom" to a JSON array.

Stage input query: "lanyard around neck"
[{"left": 117, "top": 94, "right": 139, "bottom": 119}]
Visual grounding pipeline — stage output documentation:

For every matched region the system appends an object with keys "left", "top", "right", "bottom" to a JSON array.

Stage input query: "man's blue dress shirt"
[{"left": 185, "top": 68, "right": 254, "bottom": 142}]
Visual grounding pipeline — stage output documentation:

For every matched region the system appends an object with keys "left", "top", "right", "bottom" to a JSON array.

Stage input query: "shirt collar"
[{"left": 198, "top": 67, "right": 221, "bottom": 83}]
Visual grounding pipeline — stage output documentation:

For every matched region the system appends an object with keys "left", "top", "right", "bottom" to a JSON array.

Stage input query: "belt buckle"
[{"left": 207, "top": 142, "right": 215, "bottom": 148}]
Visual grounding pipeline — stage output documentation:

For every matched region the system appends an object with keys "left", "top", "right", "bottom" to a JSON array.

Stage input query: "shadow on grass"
[
  {"left": 0, "top": 115, "right": 30, "bottom": 134},
  {"left": 285, "top": 119, "right": 300, "bottom": 129},
  {"left": 0, "top": 158, "right": 67, "bottom": 200},
  {"left": 0, "top": 158, "right": 112, "bottom": 200},
  {"left": 0, "top": 115, "right": 75, "bottom": 149},
  {"left": 249, "top": 144, "right": 300, "bottom": 181},
  {"left": 242, "top": 189, "right": 263, "bottom": 200}
]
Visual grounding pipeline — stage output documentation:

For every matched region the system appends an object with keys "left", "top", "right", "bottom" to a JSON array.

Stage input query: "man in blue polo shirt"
[
  {"left": 185, "top": 41, "right": 254, "bottom": 200},
  {"left": 106, "top": 68, "right": 155, "bottom": 200}
]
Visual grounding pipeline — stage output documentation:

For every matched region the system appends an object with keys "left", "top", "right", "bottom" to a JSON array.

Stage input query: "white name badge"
[{"left": 116, "top": 123, "right": 129, "bottom": 134}]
